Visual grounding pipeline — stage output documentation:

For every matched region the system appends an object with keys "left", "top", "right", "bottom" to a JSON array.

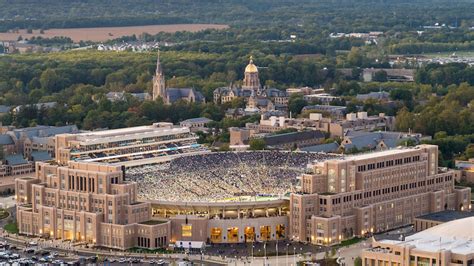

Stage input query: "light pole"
[
  {"left": 251, "top": 244, "right": 254, "bottom": 263},
  {"left": 286, "top": 243, "right": 290, "bottom": 266},
  {"left": 264, "top": 242, "right": 267, "bottom": 266},
  {"left": 276, "top": 239, "right": 278, "bottom": 266},
  {"left": 293, "top": 246, "right": 296, "bottom": 266}
]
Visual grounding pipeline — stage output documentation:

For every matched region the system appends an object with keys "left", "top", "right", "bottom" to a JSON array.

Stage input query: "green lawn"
[
  {"left": 127, "top": 247, "right": 174, "bottom": 254},
  {"left": 336, "top": 237, "right": 364, "bottom": 247},
  {"left": 4, "top": 222, "right": 18, "bottom": 234}
]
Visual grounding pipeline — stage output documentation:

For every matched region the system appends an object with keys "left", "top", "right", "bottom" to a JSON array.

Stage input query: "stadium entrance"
[
  {"left": 227, "top": 227, "right": 239, "bottom": 243},
  {"left": 276, "top": 224, "right": 285, "bottom": 239},
  {"left": 260, "top": 225, "right": 271, "bottom": 241},
  {"left": 244, "top": 227, "right": 256, "bottom": 242},
  {"left": 210, "top": 228, "right": 222, "bottom": 243}
]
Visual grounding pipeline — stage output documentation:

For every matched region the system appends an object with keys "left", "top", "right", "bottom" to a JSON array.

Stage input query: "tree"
[
  {"left": 354, "top": 257, "right": 362, "bottom": 266},
  {"left": 40, "top": 69, "right": 62, "bottom": 92},
  {"left": 464, "top": 144, "right": 474, "bottom": 159},
  {"left": 249, "top": 138, "right": 266, "bottom": 150},
  {"left": 348, "top": 47, "right": 364, "bottom": 67},
  {"left": 434, "top": 131, "right": 448, "bottom": 140},
  {"left": 288, "top": 94, "right": 308, "bottom": 115},
  {"left": 373, "top": 70, "right": 388, "bottom": 82},
  {"left": 395, "top": 107, "right": 415, "bottom": 132},
  {"left": 390, "top": 88, "right": 413, "bottom": 109},
  {"left": 398, "top": 138, "right": 417, "bottom": 147},
  {"left": 230, "top": 97, "right": 245, "bottom": 109}
]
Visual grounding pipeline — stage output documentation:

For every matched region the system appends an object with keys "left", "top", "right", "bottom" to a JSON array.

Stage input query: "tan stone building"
[
  {"left": 246, "top": 112, "right": 395, "bottom": 137},
  {"left": 413, "top": 210, "right": 473, "bottom": 232},
  {"left": 289, "top": 145, "right": 471, "bottom": 246},
  {"left": 455, "top": 159, "right": 474, "bottom": 183},
  {"left": 213, "top": 57, "right": 289, "bottom": 108},
  {"left": 15, "top": 161, "right": 170, "bottom": 250},
  {"left": 150, "top": 200, "right": 288, "bottom": 244},
  {"left": 362, "top": 217, "right": 474, "bottom": 266}
]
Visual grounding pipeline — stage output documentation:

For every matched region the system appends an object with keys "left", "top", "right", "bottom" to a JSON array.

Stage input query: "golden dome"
[{"left": 245, "top": 56, "right": 258, "bottom": 73}]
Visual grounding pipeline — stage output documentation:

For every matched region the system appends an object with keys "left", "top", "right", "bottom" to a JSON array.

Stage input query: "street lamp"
[
  {"left": 251, "top": 244, "right": 254, "bottom": 263},
  {"left": 286, "top": 243, "right": 290, "bottom": 266},
  {"left": 276, "top": 239, "right": 279, "bottom": 266},
  {"left": 264, "top": 242, "right": 267, "bottom": 266},
  {"left": 293, "top": 246, "right": 296, "bottom": 266}
]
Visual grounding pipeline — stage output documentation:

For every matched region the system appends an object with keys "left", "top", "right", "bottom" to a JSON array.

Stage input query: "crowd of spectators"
[{"left": 127, "top": 151, "right": 338, "bottom": 202}]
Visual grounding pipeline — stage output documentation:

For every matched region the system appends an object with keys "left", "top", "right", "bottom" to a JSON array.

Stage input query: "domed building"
[
  {"left": 242, "top": 56, "right": 261, "bottom": 91},
  {"left": 213, "top": 56, "right": 289, "bottom": 114}
]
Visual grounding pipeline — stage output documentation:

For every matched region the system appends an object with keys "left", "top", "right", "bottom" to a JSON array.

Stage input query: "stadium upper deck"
[{"left": 54, "top": 122, "right": 208, "bottom": 167}]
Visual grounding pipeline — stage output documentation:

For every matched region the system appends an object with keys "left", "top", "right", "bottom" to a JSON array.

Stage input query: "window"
[{"left": 182, "top": 225, "right": 192, "bottom": 237}]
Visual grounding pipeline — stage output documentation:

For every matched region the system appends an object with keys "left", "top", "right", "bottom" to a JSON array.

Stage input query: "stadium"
[{"left": 126, "top": 151, "right": 338, "bottom": 244}]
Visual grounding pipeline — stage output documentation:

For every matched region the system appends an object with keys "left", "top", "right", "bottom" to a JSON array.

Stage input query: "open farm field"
[{"left": 0, "top": 24, "right": 229, "bottom": 42}]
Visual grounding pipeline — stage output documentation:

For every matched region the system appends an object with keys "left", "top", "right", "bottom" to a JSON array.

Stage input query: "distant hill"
[{"left": 0, "top": 0, "right": 472, "bottom": 32}]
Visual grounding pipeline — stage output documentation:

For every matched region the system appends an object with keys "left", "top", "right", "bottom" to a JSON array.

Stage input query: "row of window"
[
  {"left": 357, "top": 155, "right": 422, "bottom": 172},
  {"left": 321, "top": 175, "right": 452, "bottom": 207}
]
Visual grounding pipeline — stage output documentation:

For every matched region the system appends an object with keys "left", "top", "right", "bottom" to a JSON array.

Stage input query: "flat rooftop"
[
  {"left": 416, "top": 210, "right": 474, "bottom": 222},
  {"left": 377, "top": 217, "right": 474, "bottom": 255},
  {"left": 139, "top": 220, "right": 167, "bottom": 225},
  {"left": 346, "top": 146, "right": 422, "bottom": 161},
  {"left": 66, "top": 124, "right": 191, "bottom": 144}
]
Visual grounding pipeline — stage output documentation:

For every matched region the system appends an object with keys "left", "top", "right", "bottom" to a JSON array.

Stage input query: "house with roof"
[
  {"left": 0, "top": 154, "right": 34, "bottom": 177},
  {"left": 263, "top": 131, "right": 325, "bottom": 150},
  {"left": 0, "top": 125, "right": 78, "bottom": 160},
  {"left": 356, "top": 91, "right": 390, "bottom": 101},
  {"left": 0, "top": 134, "right": 16, "bottom": 156},
  {"left": 179, "top": 117, "right": 213, "bottom": 132},
  {"left": 0, "top": 105, "right": 11, "bottom": 116},
  {"left": 0, "top": 125, "right": 79, "bottom": 177},
  {"left": 299, "top": 142, "right": 340, "bottom": 153},
  {"left": 12, "top": 102, "right": 60, "bottom": 114},
  {"left": 105, "top": 91, "right": 151, "bottom": 102},
  {"left": 299, "top": 131, "right": 429, "bottom": 154},
  {"left": 302, "top": 105, "right": 347, "bottom": 118},
  {"left": 229, "top": 127, "right": 325, "bottom": 150},
  {"left": 362, "top": 68, "right": 415, "bottom": 82},
  {"left": 340, "top": 131, "right": 426, "bottom": 152}
]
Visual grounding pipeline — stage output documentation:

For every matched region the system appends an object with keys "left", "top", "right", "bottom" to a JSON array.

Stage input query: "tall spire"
[
  {"left": 155, "top": 48, "right": 162, "bottom": 76},
  {"left": 152, "top": 48, "right": 166, "bottom": 101}
]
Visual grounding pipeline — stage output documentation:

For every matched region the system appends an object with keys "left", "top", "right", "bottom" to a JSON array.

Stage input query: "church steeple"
[
  {"left": 155, "top": 49, "right": 162, "bottom": 76},
  {"left": 152, "top": 50, "right": 166, "bottom": 101}
]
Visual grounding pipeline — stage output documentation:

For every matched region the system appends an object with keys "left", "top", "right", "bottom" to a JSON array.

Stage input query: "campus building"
[
  {"left": 245, "top": 112, "right": 395, "bottom": 137},
  {"left": 213, "top": 57, "right": 289, "bottom": 110},
  {"left": 362, "top": 217, "right": 474, "bottom": 266},
  {"left": 152, "top": 52, "right": 205, "bottom": 104},
  {"left": 289, "top": 145, "right": 471, "bottom": 246},
  {"left": 54, "top": 122, "right": 208, "bottom": 167},
  {"left": 15, "top": 161, "right": 170, "bottom": 250},
  {"left": 413, "top": 210, "right": 474, "bottom": 232},
  {"left": 149, "top": 200, "right": 289, "bottom": 244},
  {"left": 14, "top": 139, "right": 472, "bottom": 250}
]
